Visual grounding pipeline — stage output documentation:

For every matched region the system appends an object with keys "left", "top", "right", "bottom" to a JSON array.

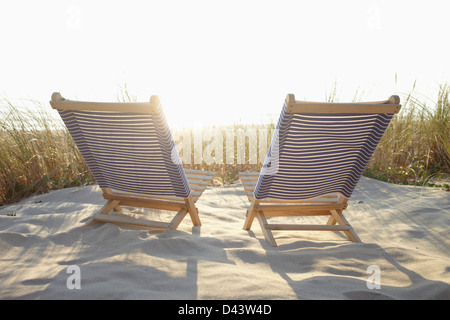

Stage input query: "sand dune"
[{"left": 0, "top": 177, "right": 449, "bottom": 300}]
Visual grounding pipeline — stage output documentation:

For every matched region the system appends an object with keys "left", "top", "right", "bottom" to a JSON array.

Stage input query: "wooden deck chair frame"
[
  {"left": 242, "top": 94, "right": 401, "bottom": 246},
  {"left": 50, "top": 92, "right": 215, "bottom": 232},
  {"left": 89, "top": 169, "right": 216, "bottom": 231}
]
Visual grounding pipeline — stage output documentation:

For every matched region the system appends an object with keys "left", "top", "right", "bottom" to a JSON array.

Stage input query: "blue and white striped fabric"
[
  {"left": 254, "top": 103, "right": 393, "bottom": 200},
  {"left": 57, "top": 105, "right": 190, "bottom": 198}
]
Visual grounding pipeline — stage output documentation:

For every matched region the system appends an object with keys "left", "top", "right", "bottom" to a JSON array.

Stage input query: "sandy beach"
[{"left": 0, "top": 176, "right": 449, "bottom": 300}]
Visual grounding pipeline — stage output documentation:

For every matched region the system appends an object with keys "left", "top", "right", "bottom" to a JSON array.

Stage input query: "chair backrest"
[
  {"left": 50, "top": 93, "right": 190, "bottom": 198},
  {"left": 254, "top": 94, "right": 401, "bottom": 201}
]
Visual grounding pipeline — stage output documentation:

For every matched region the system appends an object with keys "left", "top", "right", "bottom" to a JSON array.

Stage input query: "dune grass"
[
  {"left": 0, "top": 86, "right": 449, "bottom": 206},
  {"left": 0, "top": 98, "right": 94, "bottom": 205},
  {"left": 366, "top": 84, "right": 449, "bottom": 188}
]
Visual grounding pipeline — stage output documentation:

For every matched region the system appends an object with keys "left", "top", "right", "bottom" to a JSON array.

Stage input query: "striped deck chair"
[
  {"left": 50, "top": 92, "right": 216, "bottom": 232},
  {"left": 241, "top": 94, "right": 401, "bottom": 246}
]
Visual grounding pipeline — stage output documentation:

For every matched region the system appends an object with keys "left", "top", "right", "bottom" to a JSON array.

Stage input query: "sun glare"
[{"left": 0, "top": 1, "right": 448, "bottom": 128}]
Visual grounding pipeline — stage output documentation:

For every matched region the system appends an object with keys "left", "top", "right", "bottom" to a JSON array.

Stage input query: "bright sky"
[{"left": 0, "top": 0, "right": 449, "bottom": 128}]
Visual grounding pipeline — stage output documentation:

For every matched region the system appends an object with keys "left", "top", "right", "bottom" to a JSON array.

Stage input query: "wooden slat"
[
  {"left": 187, "top": 183, "right": 211, "bottom": 195},
  {"left": 185, "top": 178, "right": 211, "bottom": 186},
  {"left": 246, "top": 195, "right": 342, "bottom": 204},
  {"left": 185, "top": 170, "right": 216, "bottom": 197},
  {"left": 109, "top": 190, "right": 203, "bottom": 202},
  {"left": 241, "top": 176, "right": 258, "bottom": 181},
  {"left": 186, "top": 173, "right": 216, "bottom": 180},
  {"left": 240, "top": 176, "right": 259, "bottom": 179},
  {"left": 110, "top": 191, "right": 185, "bottom": 202},
  {"left": 188, "top": 185, "right": 209, "bottom": 192},
  {"left": 184, "top": 169, "right": 215, "bottom": 204},
  {"left": 188, "top": 184, "right": 211, "bottom": 203},
  {"left": 266, "top": 224, "right": 351, "bottom": 231},
  {"left": 239, "top": 172, "right": 259, "bottom": 202},
  {"left": 239, "top": 172, "right": 260, "bottom": 176},
  {"left": 286, "top": 103, "right": 401, "bottom": 114},
  {"left": 258, "top": 204, "right": 347, "bottom": 212},
  {"left": 263, "top": 195, "right": 340, "bottom": 202},
  {"left": 286, "top": 94, "right": 400, "bottom": 106},
  {"left": 245, "top": 195, "right": 341, "bottom": 203},
  {"left": 50, "top": 92, "right": 159, "bottom": 114},
  {"left": 184, "top": 168, "right": 216, "bottom": 176},
  {"left": 103, "top": 193, "right": 187, "bottom": 211},
  {"left": 284, "top": 94, "right": 401, "bottom": 114},
  {"left": 262, "top": 210, "right": 332, "bottom": 217}
]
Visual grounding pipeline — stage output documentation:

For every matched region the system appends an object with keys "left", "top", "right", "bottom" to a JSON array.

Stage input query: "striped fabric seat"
[
  {"left": 254, "top": 108, "right": 394, "bottom": 200},
  {"left": 57, "top": 108, "right": 190, "bottom": 198},
  {"left": 50, "top": 92, "right": 215, "bottom": 231},
  {"left": 242, "top": 94, "right": 401, "bottom": 246}
]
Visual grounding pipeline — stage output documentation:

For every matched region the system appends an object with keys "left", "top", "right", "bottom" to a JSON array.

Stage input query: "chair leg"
[
  {"left": 87, "top": 199, "right": 120, "bottom": 225},
  {"left": 243, "top": 199, "right": 259, "bottom": 230},
  {"left": 256, "top": 211, "right": 277, "bottom": 247},
  {"left": 330, "top": 210, "right": 361, "bottom": 243},
  {"left": 186, "top": 196, "right": 201, "bottom": 226},
  {"left": 168, "top": 209, "right": 188, "bottom": 230},
  {"left": 326, "top": 214, "right": 337, "bottom": 225}
]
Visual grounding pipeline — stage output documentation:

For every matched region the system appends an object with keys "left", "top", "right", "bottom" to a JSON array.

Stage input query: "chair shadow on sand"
[
  {"left": 14, "top": 226, "right": 449, "bottom": 300},
  {"left": 14, "top": 220, "right": 234, "bottom": 300},
  {"left": 245, "top": 232, "right": 450, "bottom": 300}
]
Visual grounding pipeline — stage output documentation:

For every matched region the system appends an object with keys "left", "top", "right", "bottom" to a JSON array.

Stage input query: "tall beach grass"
[
  {"left": 366, "top": 84, "right": 449, "bottom": 186},
  {"left": 0, "top": 98, "right": 94, "bottom": 206},
  {"left": 0, "top": 85, "right": 449, "bottom": 206}
]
